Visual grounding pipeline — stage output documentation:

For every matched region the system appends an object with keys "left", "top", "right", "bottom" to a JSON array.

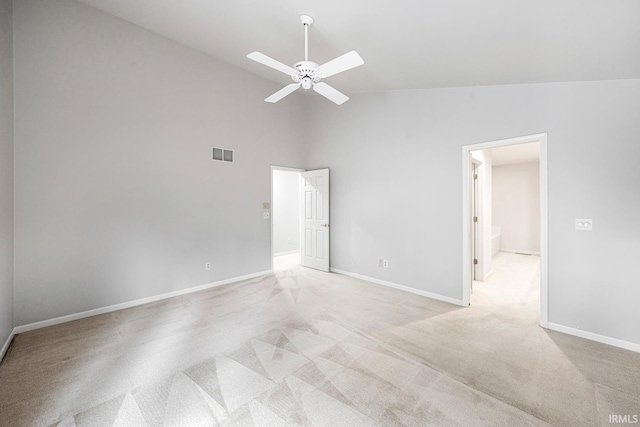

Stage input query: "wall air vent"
[{"left": 212, "top": 147, "right": 234, "bottom": 163}]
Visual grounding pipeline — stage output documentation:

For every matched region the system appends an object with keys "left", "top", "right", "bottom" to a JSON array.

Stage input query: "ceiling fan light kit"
[{"left": 247, "top": 15, "right": 364, "bottom": 105}]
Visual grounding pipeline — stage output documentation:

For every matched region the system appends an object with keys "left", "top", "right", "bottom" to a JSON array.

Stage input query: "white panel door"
[{"left": 301, "top": 169, "right": 330, "bottom": 272}]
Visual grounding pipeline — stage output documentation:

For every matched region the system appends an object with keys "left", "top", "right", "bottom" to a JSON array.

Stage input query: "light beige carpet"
[{"left": 0, "top": 252, "right": 638, "bottom": 426}]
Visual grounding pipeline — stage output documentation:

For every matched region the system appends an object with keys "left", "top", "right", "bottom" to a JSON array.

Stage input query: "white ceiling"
[
  {"left": 77, "top": 0, "right": 640, "bottom": 94},
  {"left": 491, "top": 142, "right": 540, "bottom": 166}
]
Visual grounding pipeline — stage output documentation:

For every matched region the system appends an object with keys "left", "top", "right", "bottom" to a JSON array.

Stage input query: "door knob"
[{"left": 321, "top": 224, "right": 329, "bottom": 228}]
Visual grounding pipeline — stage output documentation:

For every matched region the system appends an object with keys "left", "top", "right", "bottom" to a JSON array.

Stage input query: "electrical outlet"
[
  {"left": 383, "top": 260, "right": 389, "bottom": 268},
  {"left": 263, "top": 212, "right": 270, "bottom": 219},
  {"left": 205, "top": 262, "right": 211, "bottom": 270},
  {"left": 575, "top": 219, "right": 593, "bottom": 231}
]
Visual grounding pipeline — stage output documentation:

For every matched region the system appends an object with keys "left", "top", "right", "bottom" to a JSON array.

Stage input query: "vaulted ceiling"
[{"left": 77, "top": 0, "right": 640, "bottom": 94}]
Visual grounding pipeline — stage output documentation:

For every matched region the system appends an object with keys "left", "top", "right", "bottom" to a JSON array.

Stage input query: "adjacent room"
[
  {"left": 469, "top": 141, "right": 543, "bottom": 327},
  {"left": 1, "top": 1, "right": 640, "bottom": 426}
]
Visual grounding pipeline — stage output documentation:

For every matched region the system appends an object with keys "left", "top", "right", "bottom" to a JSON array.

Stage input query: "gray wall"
[
  {"left": 8, "top": 0, "right": 640, "bottom": 350},
  {"left": 0, "top": 0, "right": 14, "bottom": 344},
  {"left": 273, "top": 170, "right": 300, "bottom": 255},
  {"left": 13, "top": 0, "right": 306, "bottom": 325},
  {"left": 307, "top": 79, "right": 640, "bottom": 346}
]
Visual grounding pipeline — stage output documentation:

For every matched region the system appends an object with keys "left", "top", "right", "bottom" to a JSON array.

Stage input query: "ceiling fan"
[{"left": 247, "top": 15, "right": 364, "bottom": 105}]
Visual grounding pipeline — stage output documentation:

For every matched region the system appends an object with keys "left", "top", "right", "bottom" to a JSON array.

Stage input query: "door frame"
[
  {"left": 461, "top": 133, "right": 549, "bottom": 328},
  {"left": 270, "top": 165, "right": 305, "bottom": 272}
]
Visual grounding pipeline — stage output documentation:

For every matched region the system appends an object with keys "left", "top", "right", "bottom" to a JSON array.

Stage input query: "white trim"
[
  {"left": 13, "top": 270, "right": 272, "bottom": 335},
  {"left": 270, "top": 165, "right": 305, "bottom": 273},
  {"left": 6, "top": 268, "right": 639, "bottom": 358},
  {"left": 547, "top": 323, "right": 640, "bottom": 354},
  {"left": 0, "top": 328, "right": 16, "bottom": 362},
  {"left": 462, "top": 133, "right": 548, "bottom": 329},
  {"left": 331, "top": 268, "right": 465, "bottom": 307},
  {"left": 499, "top": 248, "right": 541, "bottom": 256},
  {"left": 274, "top": 250, "right": 300, "bottom": 257},
  {"left": 538, "top": 137, "right": 549, "bottom": 328}
]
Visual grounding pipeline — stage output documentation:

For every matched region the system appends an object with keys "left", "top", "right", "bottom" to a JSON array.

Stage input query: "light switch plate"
[{"left": 575, "top": 219, "right": 593, "bottom": 231}]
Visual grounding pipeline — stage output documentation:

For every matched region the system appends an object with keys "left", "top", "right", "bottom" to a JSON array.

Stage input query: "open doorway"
[
  {"left": 271, "top": 167, "right": 303, "bottom": 272},
  {"left": 271, "top": 166, "right": 331, "bottom": 273},
  {"left": 462, "top": 134, "right": 548, "bottom": 327}
]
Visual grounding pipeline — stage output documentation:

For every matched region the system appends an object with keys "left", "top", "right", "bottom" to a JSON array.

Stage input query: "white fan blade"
[
  {"left": 313, "top": 82, "right": 349, "bottom": 105},
  {"left": 265, "top": 83, "right": 301, "bottom": 103},
  {"left": 315, "top": 51, "right": 364, "bottom": 79},
  {"left": 247, "top": 52, "right": 297, "bottom": 76}
]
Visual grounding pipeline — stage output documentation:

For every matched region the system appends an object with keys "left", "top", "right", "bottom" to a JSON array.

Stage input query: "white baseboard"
[
  {"left": 500, "top": 248, "right": 540, "bottom": 256},
  {"left": 547, "top": 322, "right": 640, "bottom": 354},
  {"left": 13, "top": 270, "right": 272, "bottom": 335},
  {"left": 274, "top": 250, "right": 300, "bottom": 257},
  {"left": 6, "top": 269, "right": 639, "bottom": 359},
  {"left": 0, "top": 328, "right": 17, "bottom": 362},
  {"left": 330, "top": 268, "right": 465, "bottom": 307},
  {"left": 329, "top": 269, "right": 640, "bottom": 354}
]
